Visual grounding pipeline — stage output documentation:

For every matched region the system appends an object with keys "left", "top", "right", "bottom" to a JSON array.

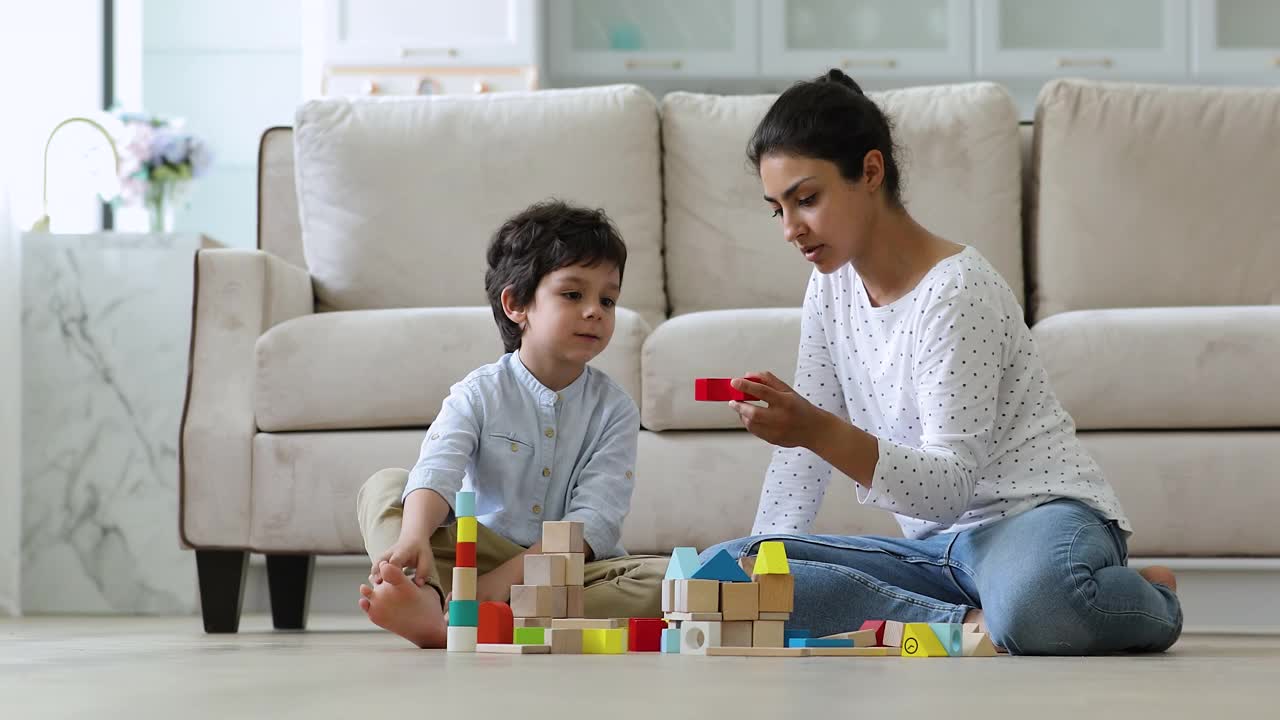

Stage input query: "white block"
[
  {"left": 447, "top": 626, "right": 477, "bottom": 653},
  {"left": 680, "top": 621, "right": 722, "bottom": 656}
]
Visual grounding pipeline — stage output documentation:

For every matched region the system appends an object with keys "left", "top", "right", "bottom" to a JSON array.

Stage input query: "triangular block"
[
  {"left": 929, "top": 623, "right": 962, "bottom": 656},
  {"left": 963, "top": 632, "right": 998, "bottom": 657},
  {"left": 691, "top": 549, "right": 751, "bottom": 582},
  {"left": 665, "top": 547, "right": 700, "bottom": 580},
  {"left": 753, "top": 541, "right": 790, "bottom": 575},
  {"left": 901, "top": 623, "right": 949, "bottom": 657}
]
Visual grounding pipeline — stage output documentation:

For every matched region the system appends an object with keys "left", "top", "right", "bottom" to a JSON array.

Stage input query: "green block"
[
  {"left": 514, "top": 627, "right": 546, "bottom": 645},
  {"left": 448, "top": 600, "right": 478, "bottom": 627}
]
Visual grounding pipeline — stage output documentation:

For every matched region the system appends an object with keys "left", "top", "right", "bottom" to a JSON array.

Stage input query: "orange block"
[{"left": 478, "top": 601, "right": 514, "bottom": 645}]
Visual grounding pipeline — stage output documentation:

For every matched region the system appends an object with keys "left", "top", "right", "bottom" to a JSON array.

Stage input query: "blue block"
[
  {"left": 784, "top": 629, "right": 811, "bottom": 642},
  {"left": 448, "top": 600, "right": 478, "bottom": 627},
  {"left": 665, "top": 547, "right": 700, "bottom": 580},
  {"left": 660, "top": 628, "right": 681, "bottom": 654},
  {"left": 787, "top": 638, "right": 854, "bottom": 649},
  {"left": 690, "top": 549, "right": 751, "bottom": 583},
  {"left": 929, "top": 623, "right": 962, "bottom": 656},
  {"left": 455, "top": 491, "right": 476, "bottom": 518}
]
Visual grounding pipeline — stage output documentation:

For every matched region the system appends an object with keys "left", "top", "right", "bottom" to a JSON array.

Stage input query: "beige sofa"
[{"left": 180, "top": 79, "right": 1280, "bottom": 633}]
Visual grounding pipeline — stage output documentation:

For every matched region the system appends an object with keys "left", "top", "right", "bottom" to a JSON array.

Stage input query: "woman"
[{"left": 705, "top": 69, "right": 1182, "bottom": 655}]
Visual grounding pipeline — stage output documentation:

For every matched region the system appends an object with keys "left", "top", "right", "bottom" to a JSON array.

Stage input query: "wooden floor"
[{"left": 1, "top": 615, "right": 1274, "bottom": 719}]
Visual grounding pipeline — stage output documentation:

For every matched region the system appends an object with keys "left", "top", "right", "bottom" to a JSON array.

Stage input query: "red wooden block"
[
  {"left": 859, "top": 619, "right": 886, "bottom": 646},
  {"left": 694, "top": 378, "right": 759, "bottom": 402},
  {"left": 455, "top": 542, "right": 477, "bottom": 568},
  {"left": 478, "top": 601, "right": 514, "bottom": 644},
  {"left": 628, "top": 618, "right": 667, "bottom": 652}
]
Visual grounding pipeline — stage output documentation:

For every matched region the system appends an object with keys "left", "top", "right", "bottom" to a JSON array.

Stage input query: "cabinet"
[
  {"left": 761, "top": 0, "right": 972, "bottom": 77},
  {"left": 547, "top": 0, "right": 758, "bottom": 76},
  {"left": 321, "top": 0, "right": 537, "bottom": 66},
  {"left": 976, "top": 0, "right": 1188, "bottom": 76},
  {"left": 1193, "top": 0, "right": 1280, "bottom": 74}
]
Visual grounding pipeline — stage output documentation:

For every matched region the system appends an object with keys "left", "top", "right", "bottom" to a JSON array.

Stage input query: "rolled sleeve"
[
  {"left": 563, "top": 400, "right": 639, "bottom": 559},
  {"left": 402, "top": 381, "right": 482, "bottom": 510}
]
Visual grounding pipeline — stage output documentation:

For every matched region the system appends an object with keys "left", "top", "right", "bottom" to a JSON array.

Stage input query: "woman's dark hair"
[
  {"left": 748, "top": 68, "right": 902, "bottom": 207},
  {"left": 484, "top": 199, "right": 627, "bottom": 353}
]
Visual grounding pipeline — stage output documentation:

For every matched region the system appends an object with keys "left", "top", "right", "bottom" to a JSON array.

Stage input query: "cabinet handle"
[
  {"left": 1055, "top": 56, "right": 1114, "bottom": 69},
  {"left": 400, "top": 47, "right": 459, "bottom": 58},
  {"left": 841, "top": 58, "right": 898, "bottom": 69},
  {"left": 624, "top": 59, "right": 683, "bottom": 71}
]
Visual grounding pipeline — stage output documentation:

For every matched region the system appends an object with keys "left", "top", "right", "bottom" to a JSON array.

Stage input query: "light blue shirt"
[{"left": 403, "top": 352, "right": 639, "bottom": 559}]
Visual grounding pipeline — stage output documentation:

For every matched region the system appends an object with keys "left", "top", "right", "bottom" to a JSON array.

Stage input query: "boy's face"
[{"left": 508, "top": 262, "right": 621, "bottom": 366}]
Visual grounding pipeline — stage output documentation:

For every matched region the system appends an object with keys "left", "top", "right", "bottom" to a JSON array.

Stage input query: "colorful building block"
[
  {"left": 455, "top": 516, "right": 478, "bottom": 543},
  {"left": 753, "top": 541, "right": 791, "bottom": 575},
  {"left": 455, "top": 541, "right": 477, "bottom": 568},
  {"left": 691, "top": 549, "right": 751, "bottom": 583},
  {"left": 784, "top": 629, "right": 810, "bottom": 643},
  {"left": 446, "top": 626, "right": 477, "bottom": 653},
  {"left": 861, "top": 619, "right": 905, "bottom": 647},
  {"left": 454, "top": 491, "right": 476, "bottom": 518},
  {"left": 660, "top": 627, "right": 681, "bottom": 654},
  {"left": 930, "top": 623, "right": 963, "bottom": 656},
  {"left": 628, "top": 618, "right": 667, "bottom": 652},
  {"left": 541, "top": 521, "right": 584, "bottom": 554},
  {"left": 514, "top": 626, "right": 546, "bottom": 645},
  {"left": 679, "top": 621, "right": 722, "bottom": 655},
  {"left": 694, "top": 378, "right": 759, "bottom": 402},
  {"left": 756, "top": 574, "right": 794, "bottom": 613},
  {"left": 788, "top": 637, "right": 854, "bottom": 648},
  {"left": 583, "top": 628, "right": 627, "bottom": 654},
  {"left": 720, "top": 582, "right": 759, "bottom": 621},
  {"left": 448, "top": 600, "right": 479, "bottom": 627},
  {"left": 902, "top": 623, "right": 949, "bottom": 657},
  {"left": 477, "top": 601, "right": 513, "bottom": 644},
  {"left": 665, "top": 547, "right": 700, "bottom": 580}
]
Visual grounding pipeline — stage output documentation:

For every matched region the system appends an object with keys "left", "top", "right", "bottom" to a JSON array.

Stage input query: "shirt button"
[
  {"left": 532, "top": 504, "right": 542, "bottom": 515},
  {"left": 545, "top": 428, "right": 555, "bottom": 438},
  {"left": 510, "top": 443, "right": 519, "bottom": 452},
  {"left": 625, "top": 470, "right": 633, "bottom": 479},
  {"left": 430, "top": 433, "right": 440, "bottom": 440},
  {"left": 542, "top": 467, "right": 551, "bottom": 477}
]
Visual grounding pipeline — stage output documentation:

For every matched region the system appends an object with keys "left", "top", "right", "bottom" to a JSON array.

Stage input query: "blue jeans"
[{"left": 701, "top": 499, "right": 1182, "bottom": 655}]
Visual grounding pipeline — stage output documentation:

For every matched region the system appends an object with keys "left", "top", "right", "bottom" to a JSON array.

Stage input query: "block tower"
[
  {"left": 503, "top": 520, "right": 614, "bottom": 654},
  {"left": 446, "top": 490, "right": 479, "bottom": 652}
]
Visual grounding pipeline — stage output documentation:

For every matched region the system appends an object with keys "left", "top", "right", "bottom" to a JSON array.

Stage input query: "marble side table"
[{"left": 10, "top": 232, "right": 218, "bottom": 614}]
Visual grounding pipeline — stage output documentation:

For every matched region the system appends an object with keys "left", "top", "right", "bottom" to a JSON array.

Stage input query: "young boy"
[{"left": 356, "top": 200, "right": 664, "bottom": 648}]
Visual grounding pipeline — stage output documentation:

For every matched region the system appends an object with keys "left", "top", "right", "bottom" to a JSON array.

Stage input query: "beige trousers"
[{"left": 356, "top": 468, "right": 665, "bottom": 618}]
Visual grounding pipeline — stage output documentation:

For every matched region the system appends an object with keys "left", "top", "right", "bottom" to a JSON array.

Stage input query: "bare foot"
[
  {"left": 1139, "top": 565, "right": 1177, "bottom": 592},
  {"left": 359, "top": 561, "right": 447, "bottom": 648}
]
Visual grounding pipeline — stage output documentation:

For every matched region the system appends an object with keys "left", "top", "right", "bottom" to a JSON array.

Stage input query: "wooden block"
[
  {"left": 720, "top": 582, "right": 759, "bottom": 621},
  {"left": 546, "top": 628, "right": 583, "bottom": 654},
  {"left": 721, "top": 621, "right": 753, "bottom": 648},
  {"left": 551, "top": 618, "right": 626, "bottom": 630},
  {"left": 661, "top": 579, "right": 675, "bottom": 613},
  {"left": 661, "top": 628, "right": 681, "bottom": 653},
  {"left": 679, "top": 621, "right": 722, "bottom": 655},
  {"left": 477, "top": 601, "right": 514, "bottom": 644},
  {"left": 664, "top": 612, "right": 722, "bottom": 622},
  {"left": 674, "top": 579, "right": 720, "bottom": 613},
  {"left": 808, "top": 646, "right": 897, "bottom": 657},
  {"left": 510, "top": 585, "right": 553, "bottom": 618},
  {"left": 664, "top": 547, "right": 700, "bottom": 580},
  {"left": 476, "top": 643, "right": 550, "bottom": 654},
  {"left": 524, "top": 554, "right": 567, "bottom": 586},
  {"left": 455, "top": 516, "right": 478, "bottom": 543},
  {"left": 514, "top": 627, "right": 546, "bottom": 645},
  {"left": 447, "top": 600, "right": 479, "bottom": 627},
  {"left": 820, "top": 629, "right": 878, "bottom": 647},
  {"left": 454, "top": 490, "right": 476, "bottom": 518},
  {"left": 628, "top": 618, "right": 667, "bottom": 652},
  {"left": 541, "top": 521, "right": 584, "bottom": 554},
  {"left": 882, "top": 620, "right": 906, "bottom": 648},
  {"left": 455, "top": 541, "right": 477, "bottom": 568},
  {"left": 752, "top": 620, "right": 784, "bottom": 648},
  {"left": 694, "top": 378, "right": 758, "bottom": 402},
  {"left": 549, "top": 585, "right": 568, "bottom": 618},
  {"left": 859, "top": 620, "right": 886, "bottom": 645},
  {"left": 756, "top": 574, "right": 794, "bottom": 614},
  {"left": 789, "top": 638, "right": 853, "bottom": 648},
  {"left": 705, "top": 647, "right": 809, "bottom": 657},
  {"left": 901, "top": 623, "right": 948, "bottom": 657},
  {"left": 757, "top": 612, "right": 790, "bottom": 621},
  {"left": 963, "top": 632, "right": 998, "bottom": 657},
  {"left": 963, "top": 622, "right": 981, "bottom": 635},
  {"left": 547, "top": 553, "right": 585, "bottom": 585},
  {"left": 930, "top": 623, "right": 962, "bottom": 656},
  {"left": 753, "top": 541, "right": 791, "bottom": 575},
  {"left": 451, "top": 567, "right": 477, "bottom": 601},
  {"left": 691, "top": 549, "right": 752, "bottom": 582},
  {"left": 513, "top": 617, "right": 551, "bottom": 628},
  {"left": 582, "top": 628, "right": 626, "bottom": 654},
  {"left": 446, "top": 626, "right": 477, "bottom": 653},
  {"left": 565, "top": 585, "right": 584, "bottom": 618}
]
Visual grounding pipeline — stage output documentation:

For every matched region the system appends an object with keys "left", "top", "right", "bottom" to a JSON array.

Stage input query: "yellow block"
[
  {"left": 582, "top": 628, "right": 627, "bottom": 654},
  {"left": 753, "top": 541, "right": 791, "bottom": 575},
  {"left": 901, "top": 623, "right": 949, "bottom": 657},
  {"left": 456, "top": 516, "right": 478, "bottom": 543}
]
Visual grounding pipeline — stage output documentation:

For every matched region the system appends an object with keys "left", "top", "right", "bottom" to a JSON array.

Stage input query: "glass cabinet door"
[
  {"left": 976, "top": 0, "right": 1188, "bottom": 75},
  {"left": 1193, "top": 0, "right": 1280, "bottom": 74},
  {"left": 547, "top": 0, "right": 759, "bottom": 76},
  {"left": 761, "top": 0, "right": 972, "bottom": 77}
]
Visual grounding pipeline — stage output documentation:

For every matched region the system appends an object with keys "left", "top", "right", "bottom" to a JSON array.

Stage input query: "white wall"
[{"left": 0, "top": 188, "right": 19, "bottom": 616}]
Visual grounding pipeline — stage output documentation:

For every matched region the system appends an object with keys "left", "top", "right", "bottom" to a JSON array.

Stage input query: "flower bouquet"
[{"left": 113, "top": 112, "right": 212, "bottom": 232}]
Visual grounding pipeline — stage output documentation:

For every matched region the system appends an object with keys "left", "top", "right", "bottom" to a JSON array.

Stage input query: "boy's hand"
[{"left": 372, "top": 534, "right": 434, "bottom": 588}]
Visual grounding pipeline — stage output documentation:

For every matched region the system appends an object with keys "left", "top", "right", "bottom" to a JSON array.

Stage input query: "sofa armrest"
[{"left": 180, "top": 249, "right": 314, "bottom": 549}]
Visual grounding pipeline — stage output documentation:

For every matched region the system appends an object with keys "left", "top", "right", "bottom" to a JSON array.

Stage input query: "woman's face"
[{"left": 759, "top": 150, "right": 885, "bottom": 274}]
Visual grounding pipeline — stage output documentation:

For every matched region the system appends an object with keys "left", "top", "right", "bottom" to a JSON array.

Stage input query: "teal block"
[
  {"left": 788, "top": 638, "right": 853, "bottom": 648},
  {"left": 784, "top": 629, "right": 810, "bottom": 642},
  {"left": 929, "top": 623, "right": 962, "bottom": 656},
  {"left": 448, "top": 600, "right": 478, "bottom": 627},
  {"left": 660, "top": 628, "right": 681, "bottom": 654},
  {"left": 690, "top": 549, "right": 751, "bottom": 583},
  {"left": 514, "top": 627, "right": 546, "bottom": 645},
  {"left": 664, "top": 547, "right": 700, "bottom": 580},
  {"left": 455, "top": 491, "right": 476, "bottom": 518}
]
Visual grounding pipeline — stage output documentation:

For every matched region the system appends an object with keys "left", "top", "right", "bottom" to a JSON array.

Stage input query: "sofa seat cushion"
[
  {"left": 641, "top": 309, "right": 801, "bottom": 430},
  {"left": 1034, "top": 307, "right": 1280, "bottom": 430},
  {"left": 254, "top": 307, "right": 648, "bottom": 432}
]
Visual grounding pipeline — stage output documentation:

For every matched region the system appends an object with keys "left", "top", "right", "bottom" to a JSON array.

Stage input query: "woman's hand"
[{"left": 728, "top": 371, "right": 835, "bottom": 450}]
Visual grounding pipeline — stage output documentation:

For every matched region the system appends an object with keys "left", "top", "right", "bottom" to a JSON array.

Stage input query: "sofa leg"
[
  {"left": 266, "top": 554, "right": 315, "bottom": 631},
  {"left": 195, "top": 550, "right": 249, "bottom": 634}
]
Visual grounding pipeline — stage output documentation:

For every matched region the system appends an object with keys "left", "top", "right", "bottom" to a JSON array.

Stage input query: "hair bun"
[{"left": 820, "top": 68, "right": 864, "bottom": 95}]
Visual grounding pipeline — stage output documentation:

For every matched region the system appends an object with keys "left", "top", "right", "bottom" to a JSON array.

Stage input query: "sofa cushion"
[
  {"left": 1031, "top": 79, "right": 1280, "bottom": 321},
  {"left": 661, "top": 83, "right": 1023, "bottom": 316},
  {"left": 293, "top": 85, "right": 667, "bottom": 327},
  {"left": 254, "top": 307, "right": 648, "bottom": 432},
  {"left": 1033, "top": 307, "right": 1280, "bottom": 430},
  {"left": 641, "top": 309, "right": 801, "bottom": 430}
]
